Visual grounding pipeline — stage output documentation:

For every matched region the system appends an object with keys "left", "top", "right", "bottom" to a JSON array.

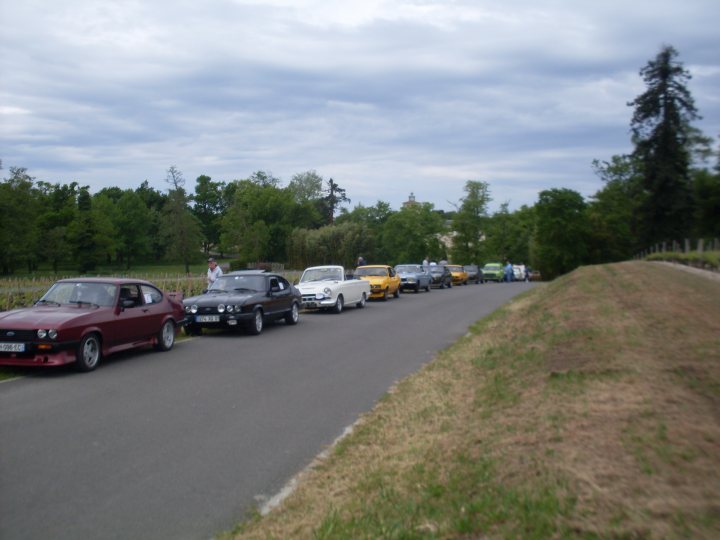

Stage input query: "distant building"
[{"left": 403, "top": 192, "right": 419, "bottom": 208}]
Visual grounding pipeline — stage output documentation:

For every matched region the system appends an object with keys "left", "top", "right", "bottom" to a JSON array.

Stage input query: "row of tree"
[{"left": 1, "top": 45, "right": 718, "bottom": 280}]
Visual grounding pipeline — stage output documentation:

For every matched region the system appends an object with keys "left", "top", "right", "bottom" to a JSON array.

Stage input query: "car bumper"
[
  {"left": 0, "top": 341, "right": 79, "bottom": 367},
  {"left": 300, "top": 297, "right": 337, "bottom": 309},
  {"left": 186, "top": 312, "right": 254, "bottom": 327}
]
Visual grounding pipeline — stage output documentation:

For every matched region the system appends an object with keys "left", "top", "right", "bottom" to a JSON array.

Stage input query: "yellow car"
[
  {"left": 354, "top": 265, "right": 401, "bottom": 300},
  {"left": 446, "top": 264, "right": 469, "bottom": 286}
]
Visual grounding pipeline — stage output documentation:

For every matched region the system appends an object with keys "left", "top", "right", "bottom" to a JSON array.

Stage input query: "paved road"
[{"left": 0, "top": 281, "right": 536, "bottom": 540}]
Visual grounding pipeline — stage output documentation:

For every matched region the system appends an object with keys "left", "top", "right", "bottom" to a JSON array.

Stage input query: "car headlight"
[
  {"left": 408, "top": 277, "right": 416, "bottom": 283},
  {"left": 190, "top": 304, "right": 198, "bottom": 314},
  {"left": 226, "top": 305, "right": 234, "bottom": 313},
  {"left": 48, "top": 329, "right": 58, "bottom": 340},
  {"left": 37, "top": 329, "right": 47, "bottom": 339},
  {"left": 323, "top": 287, "right": 331, "bottom": 296},
  {"left": 218, "top": 304, "right": 225, "bottom": 313},
  {"left": 315, "top": 293, "right": 325, "bottom": 300}
]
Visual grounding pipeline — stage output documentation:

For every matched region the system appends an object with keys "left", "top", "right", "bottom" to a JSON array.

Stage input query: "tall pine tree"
[{"left": 628, "top": 45, "right": 699, "bottom": 246}]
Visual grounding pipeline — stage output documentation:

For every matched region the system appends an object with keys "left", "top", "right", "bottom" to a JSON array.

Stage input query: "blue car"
[{"left": 394, "top": 264, "right": 432, "bottom": 293}]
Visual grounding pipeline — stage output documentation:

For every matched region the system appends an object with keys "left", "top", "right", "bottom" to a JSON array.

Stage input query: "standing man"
[
  {"left": 207, "top": 257, "right": 223, "bottom": 288},
  {"left": 357, "top": 255, "right": 367, "bottom": 267}
]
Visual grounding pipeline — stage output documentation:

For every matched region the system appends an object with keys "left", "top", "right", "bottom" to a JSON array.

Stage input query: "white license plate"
[
  {"left": 0, "top": 342, "right": 25, "bottom": 352},
  {"left": 196, "top": 315, "right": 220, "bottom": 323}
]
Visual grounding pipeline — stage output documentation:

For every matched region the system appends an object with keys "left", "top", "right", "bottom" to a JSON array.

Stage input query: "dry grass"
[{"left": 228, "top": 261, "right": 720, "bottom": 539}]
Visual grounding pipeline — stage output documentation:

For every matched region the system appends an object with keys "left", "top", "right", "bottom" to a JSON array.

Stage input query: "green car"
[{"left": 481, "top": 263, "right": 504, "bottom": 282}]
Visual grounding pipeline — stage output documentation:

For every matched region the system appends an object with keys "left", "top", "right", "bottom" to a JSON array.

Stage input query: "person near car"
[
  {"left": 504, "top": 261, "right": 514, "bottom": 282},
  {"left": 422, "top": 256, "right": 429, "bottom": 268},
  {"left": 207, "top": 257, "right": 223, "bottom": 287},
  {"left": 357, "top": 255, "right": 366, "bottom": 267}
]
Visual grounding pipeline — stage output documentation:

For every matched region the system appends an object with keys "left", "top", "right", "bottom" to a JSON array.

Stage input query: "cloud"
[{"left": 1, "top": 0, "right": 718, "bottom": 212}]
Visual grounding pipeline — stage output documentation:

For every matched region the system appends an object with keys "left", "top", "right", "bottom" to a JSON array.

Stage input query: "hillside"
[{"left": 229, "top": 262, "right": 720, "bottom": 539}]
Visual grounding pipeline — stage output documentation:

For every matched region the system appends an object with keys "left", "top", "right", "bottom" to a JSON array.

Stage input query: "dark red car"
[{"left": 0, "top": 278, "right": 187, "bottom": 372}]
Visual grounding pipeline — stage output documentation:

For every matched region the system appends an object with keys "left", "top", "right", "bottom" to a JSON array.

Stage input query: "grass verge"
[{"left": 227, "top": 261, "right": 720, "bottom": 539}]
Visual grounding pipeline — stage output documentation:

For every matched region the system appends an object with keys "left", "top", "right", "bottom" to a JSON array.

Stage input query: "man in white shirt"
[{"left": 207, "top": 257, "right": 223, "bottom": 287}]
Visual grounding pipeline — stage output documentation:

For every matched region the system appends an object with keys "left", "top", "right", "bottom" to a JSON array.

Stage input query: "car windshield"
[
  {"left": 300, "top": 268, "right": 342, "bottom": 283},
  {"left": 484, "top": 264, "right": 501, "bottom": 271},
  {"left": 355, "top": 267, "right": 388, "bottom": 277},
  {"left": 211, "top": 275, "right": 266, "bottom": 292},
  {"left": 429, "top": 267, "right": 445, "bottom": 274},
  {"left": 395, "top": 265, "right": 423, "bottom": 273},
  {"left": 40, "top": 282, "right": 117, "bottom": 307},
  {"left": 447, "top": 266, "right": 463, "bottom": 272}
]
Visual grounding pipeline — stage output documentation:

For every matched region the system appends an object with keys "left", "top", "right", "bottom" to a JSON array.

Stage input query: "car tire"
[
  {"left": 155, "top": 320, "right": 175, "bottom": 351},
  {"left": 285, "top": 302, "right": 299, "bottom": 325},
  {"left": 382, "top": 288, "right": 388, "bottom": 301},
  {"left": 425, "top": 283, "right": 431, "bottom": 292},
  {"left": 332, "top": 295, "right": 344, "bottom": 314},
  {"left": 356, "top": 292, "right": 367, "bottom": 309},
  {"left": 393, "top": 287, "right": 400, "bottom": 298},
  {"left": 75, "top": 333, "right": 101, "bottom": 372},
  {"left": 247, "top": 309, "right": 264, "bottom": 335}
]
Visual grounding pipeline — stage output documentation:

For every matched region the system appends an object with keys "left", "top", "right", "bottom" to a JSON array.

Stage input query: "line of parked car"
[{"left": 0, "top": 262, "right": 537, "bottom": 373}]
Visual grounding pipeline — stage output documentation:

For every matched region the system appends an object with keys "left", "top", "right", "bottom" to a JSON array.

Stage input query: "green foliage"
[
  {"left": 451, "top": 180, "right": 491, "bottom": 264},
  {"left": 629, "top": 45, "right": 699, "bottom": 245},
  {"left": 381, "top": 203, "right": 446, "bottom": 265},
  {"left": 533, "top": 188, "right": 589, "bottom": 280}
]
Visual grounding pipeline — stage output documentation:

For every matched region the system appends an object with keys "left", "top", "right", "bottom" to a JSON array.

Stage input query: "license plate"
[
  {"left": 196, "top": 315, "right": 220, "bottom": 323},
  {"left": 0, "top": 342, "right": 25, "bottom": 352}
]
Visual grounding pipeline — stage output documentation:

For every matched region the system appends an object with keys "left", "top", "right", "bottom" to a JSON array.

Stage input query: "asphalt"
[{"left": 0, "top": 280, "right": 536, "bottom": 540}]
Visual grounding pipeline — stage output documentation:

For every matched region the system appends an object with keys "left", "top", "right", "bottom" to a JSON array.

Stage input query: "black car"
[
  {"left": 183, "top": 271, "right": 301, "bottom": 335},
  {"left": 427, "top": 265, "right": 453, "bottom": 289},
  {"left": 464, "top": 264, "right": 483, "bottom": 284}
]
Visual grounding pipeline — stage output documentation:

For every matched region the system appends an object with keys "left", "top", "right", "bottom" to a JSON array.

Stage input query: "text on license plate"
[
  {"left": 0, "top": 342, "right": 25, "bottom": 352},
  {"left": 196, "top": 315, "right": 220, "bottom": 323}
]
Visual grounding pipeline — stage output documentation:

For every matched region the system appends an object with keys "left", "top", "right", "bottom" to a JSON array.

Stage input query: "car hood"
[
  {"left": 296, "top": 281, "right": 340, "bottom": 293},
  {"left": 358, "top": 276, "right": 389, "bottom": 285},
  {"left": 183, "top": 292, "right": 257, "bottom": 305},
  {"left": 0, "top": 306, "right": 100, "bottom": 329}
]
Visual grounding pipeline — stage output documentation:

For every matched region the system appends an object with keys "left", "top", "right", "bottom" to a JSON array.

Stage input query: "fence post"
[
  {"left": 698, "top": 239, "right": 704, "bottom": 254},
  {"left": 684, "top": 239, "right": 690, "bottom": 253}
]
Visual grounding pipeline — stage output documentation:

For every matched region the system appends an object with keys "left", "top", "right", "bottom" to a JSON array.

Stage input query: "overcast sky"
[{"left": 2, "top": 1, "right": 719, "bottom": 213}]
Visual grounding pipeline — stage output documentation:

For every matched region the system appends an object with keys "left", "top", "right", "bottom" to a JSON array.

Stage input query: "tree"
[
  {"left": 628, "top": 45, "right": 700, "bottom": 245},
  {"left": 587, "top": 156, "right": 644, "bottom": 261},
  {"left": 159, "top": 166, "right": 205, "bottom": 273},
  {"left": 532, "top": 188, "right": 589, "bottom": 280},
  {"left": 321, "top": 178, "right": 351, "bottom": 224},
  {"left": 67, "top": 187, "right": 99, "bottom": 273},
  {"left": 381, "top": 203, "right": 445, "bottom": 266},
  {"left": 0, "top": 168, "right": 40, "bottom": 274},
  {"left": 193, "top": 175, "right": 227, "bottom": 255},
  {"left": 451, "top": 180, "right": 491, "bottom": 264}
]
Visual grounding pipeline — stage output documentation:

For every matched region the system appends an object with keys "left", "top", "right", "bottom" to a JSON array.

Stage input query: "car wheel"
[
  {"left": 393, "top": 287, "right": 400, "bottom": 298},
  {"left": 155, "top": 320, "right": 175, "bottom": 351},
  {"left": 382, "top": 288, "right": 388, "bottom": 301},
  {"left": 285, "top": 302, "right": 299, "bottom": 325},
  {"left": 356, "top": 292, "right": 367, "bottom": 309},
  {"left": 75, "top": 333, "right": 101, "bottom": 372},
  {"left": 247, "top": 309, "right": 264, "bottom": 335},
  {"left": 332, "top": 295, "right": 344, "bottom": 314},
  {"left": 425, "top": 283, "right": 431, "bottom": 292}
]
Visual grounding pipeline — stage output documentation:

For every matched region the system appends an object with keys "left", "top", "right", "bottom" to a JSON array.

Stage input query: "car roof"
[
  {"left": 56, "top": 277, "right": 155, "bottom": 286},
  {"left": 357, "top": 265, "right": 390, "bottom": 268},
  {"left": 224, "top": 270, "right": 273, "bottom": 277}
]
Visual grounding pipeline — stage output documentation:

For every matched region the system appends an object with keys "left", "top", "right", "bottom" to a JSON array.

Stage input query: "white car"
[
  {"left": 296, "top": 265, "right": 370, "bottom": 314},
  {"left": 512, "top": 265, "right": 527, "bottom": 281}
]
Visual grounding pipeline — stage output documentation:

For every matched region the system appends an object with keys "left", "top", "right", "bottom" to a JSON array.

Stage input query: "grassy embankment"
[{"left": 227, "top": 261, "right": 720, "bottom": 539}]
